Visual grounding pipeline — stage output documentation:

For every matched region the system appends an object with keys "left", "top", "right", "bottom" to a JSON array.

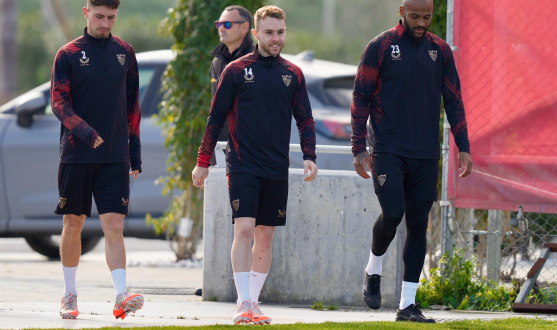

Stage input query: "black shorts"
[
  {"left": 227, "top": 172, "right": 288, "bottom": 227},
  {"left": 55, "top": 163, "right": 130, "bottom": 217},
  {"left": 370, "top": 152, "right": 438, "bottom": 202}
]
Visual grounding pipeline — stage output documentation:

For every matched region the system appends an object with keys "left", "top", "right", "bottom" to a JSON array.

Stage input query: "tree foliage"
[{"left": 149, "top": 0, "right": 265, "bottom": 258}]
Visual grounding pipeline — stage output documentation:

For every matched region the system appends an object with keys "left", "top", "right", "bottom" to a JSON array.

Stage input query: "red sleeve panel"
[
  {"left": 197, "top": 55, "right": 258, "bottom": 168},
  {"left": 51, "top": 40, "right": 99, "bottom": 148},
  {"left": 281, "top": 59, "right": 316, "bottom": 163},
  {"left": 114, "top": 36, "right": 142, "bottom": 171}
]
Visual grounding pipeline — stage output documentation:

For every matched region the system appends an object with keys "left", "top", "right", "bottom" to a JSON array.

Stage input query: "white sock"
[
  {"left": 111, "top": 269, "right": 127, "bottom": 299},
  {"left": 63, "top": 266, "right": 78, "bottom": 297},
  {"left": 365, "top": 250, "right": 384, "bottom": 275},
  {"left": 234, "top": 272, "right": 251, "bottom": 304},
  {"left": 399, "top": 281, "right": 419, "bottom": 310},
  {"left": 249, "top": 271, "right": 268, "bottom": 303}
]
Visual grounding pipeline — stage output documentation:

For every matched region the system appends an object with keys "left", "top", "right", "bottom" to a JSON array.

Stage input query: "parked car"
[{"left": 0, "top": 49, "right": 356, "bottom": 258}]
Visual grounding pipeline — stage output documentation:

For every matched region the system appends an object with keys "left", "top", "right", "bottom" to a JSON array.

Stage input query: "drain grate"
[{"left": 131, "top": 287, "right": 200, "bottom": 295}]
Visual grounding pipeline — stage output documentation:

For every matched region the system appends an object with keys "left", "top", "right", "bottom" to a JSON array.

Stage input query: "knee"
[
  {"left": 382, "top": 206, "right": 405, "bottom": 223},
  {"left": 234, "top": 221, "right": 255, "bottom": 241},
  {"left": 63, "top": 215, "right": 85, "bottom": 233},
  {"left": 102, "top": 216, "right": 124, "bottom": 236},
  {"left": 254, "top": 232, "right": 274, "bottom": 251}
]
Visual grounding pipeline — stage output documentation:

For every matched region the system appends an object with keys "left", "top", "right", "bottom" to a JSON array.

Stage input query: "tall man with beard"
[
  {"left": 192, "top": 5, "right": 318, "bottom": 325},
  {"left": 51, "top": 0, "right": 143, "bottom": 320},
  {"left": 351, "top": 0, "right": 472, "bottom": 323}
]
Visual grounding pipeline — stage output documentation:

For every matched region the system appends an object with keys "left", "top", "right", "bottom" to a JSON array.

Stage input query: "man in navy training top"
[
  {"left": 192, "top": 5, "right": 318, "bottom": 325},
  {"left": 51, "top": 0, "right": 143, "bottom": 320},
  {"left": 352, "top": 0, "right": 473, "bottom": 323}
]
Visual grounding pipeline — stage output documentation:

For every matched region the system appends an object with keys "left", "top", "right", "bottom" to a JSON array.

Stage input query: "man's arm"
[
  {"left": 196, "top": 65, "right": 237, "bottom": 168},
  {"left": 441, "top": 42, "right": 472, "bottom": 177},
  {"left": 351, "top": 41, "right": 380, "bottom": 178},
  {"left": 292, "top": 70, "right": 316, "bottom": 164},
  {"left": 126, "top": 47, "right": 142, "bottom": 173},
  {"left": 292, "top": 70, "right": 318, "bottom": 181},
  {"left": 50, "top": 48, "right": 99, "bottom": 148},
  {"left": 351, "top": 41, "right": 380, "bottom": 157},
  {"left": 441, "top": 43, "right": 470, "bottom": 155}
]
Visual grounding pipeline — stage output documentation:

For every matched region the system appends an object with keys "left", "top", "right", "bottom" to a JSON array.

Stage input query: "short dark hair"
[
  {"left": 87, "top": 0, "right": 120, "bottom": 9},
  {"left": 224, "top": 5, "right": 253, "bottom": 30}
]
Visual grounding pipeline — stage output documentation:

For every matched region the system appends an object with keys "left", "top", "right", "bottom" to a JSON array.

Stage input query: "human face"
[
  {"left": 83, "top": 5, "right": 117, "bottom": 40},
  {"left": 217, "top": 9, "right": 247, "bottom": 47},
  {"left": 399, "top": 1, "right": 433, "bottom": 41},
  {"left": 251, "top": 17, "right": 285, "bottom": 57}
]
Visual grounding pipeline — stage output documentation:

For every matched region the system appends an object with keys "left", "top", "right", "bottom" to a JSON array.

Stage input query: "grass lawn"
[{"left": 20, "top": 318, "right": 557, "bottom": 330}]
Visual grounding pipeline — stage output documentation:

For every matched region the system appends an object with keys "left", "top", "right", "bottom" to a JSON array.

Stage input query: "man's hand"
[
  {"left": 192, "top": 166, "right": 209, "bottom": 188},
  {"left": 129, "top": 170, "right": 140, "bottom": 180},
  {"left": 93, "top": 136, "right": 104, "bottom": 148},
  {"left": 354, "top": 151, "right": 372, "bottom": 179},
  {"left": 303, "top": 160, "right": 318, "bottom": 181},
  {"left": 459, "top": 152, "right": 473, "bottom": 178}
]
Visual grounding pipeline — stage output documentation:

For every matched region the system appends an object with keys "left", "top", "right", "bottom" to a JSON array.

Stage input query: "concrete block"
[{"left": 203, "top": 167, "right": 405, "bottom": 307}]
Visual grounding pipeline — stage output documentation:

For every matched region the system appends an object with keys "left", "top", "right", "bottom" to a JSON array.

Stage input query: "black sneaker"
[
  {"left": 362, "top": 272, "right": 381, "bottom": 309},
  {"left": 396, "top": 304, "right": 436, "bottom": 323}
]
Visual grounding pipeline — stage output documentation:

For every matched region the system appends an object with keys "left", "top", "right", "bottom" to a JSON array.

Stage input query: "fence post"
[
  {"left": 441, "top": 0, "right": 456, "bottom": 260},
  {"left": 487, "top": 210, "right": 503, "bottom": 282}
]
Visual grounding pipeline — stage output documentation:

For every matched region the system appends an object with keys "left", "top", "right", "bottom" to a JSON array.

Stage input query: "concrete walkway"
[{"left": 1, "top": 238, "right": 555, "bottom": 329}]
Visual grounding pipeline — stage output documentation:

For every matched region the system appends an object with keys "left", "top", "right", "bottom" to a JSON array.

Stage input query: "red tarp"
[{"left": 449, "top": 0, "right": 557, "bottom": 213}]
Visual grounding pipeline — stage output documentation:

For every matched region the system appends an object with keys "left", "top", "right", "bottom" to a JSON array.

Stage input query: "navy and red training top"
[
  {"left": 50, "top": 28, "right": 141, "bottom": 171},
  {"left": 197, "top": 46, "right": 316, "bottom": 181},
  {"left": 351, "top": 21, "right": 470, "bottom": 159}
]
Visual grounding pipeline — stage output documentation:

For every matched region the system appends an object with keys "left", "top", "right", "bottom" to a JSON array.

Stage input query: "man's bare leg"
[
  {"left": 251, "top": 225, "right": 276, "bottom": 273},
  {"left": 249, "top": 225, "right": 275, "bottom": 324},
  {"left": 99, "top": 212, "right": 126, "bottom": 271},
  {"left": 60, "top": 214, "right": 86, "bottom": 267},
  {"left": 59, "top": 214, "right": 85, "bottom": 319}
]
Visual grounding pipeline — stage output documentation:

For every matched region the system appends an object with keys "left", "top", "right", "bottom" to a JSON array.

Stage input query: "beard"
[
  {"left": 259, "top": 41, "right": 284, "bottom": 56},
  {"left": 91, "top": 29, "right": 110, "bottom": 40},
  {"left": 402, "top": 15, "right": 430, "bottom": 41}
]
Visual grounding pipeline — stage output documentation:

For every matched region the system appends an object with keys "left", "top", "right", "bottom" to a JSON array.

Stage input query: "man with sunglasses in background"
[{"left": 210, "top": 6, "right": 255, "bottom": 146}]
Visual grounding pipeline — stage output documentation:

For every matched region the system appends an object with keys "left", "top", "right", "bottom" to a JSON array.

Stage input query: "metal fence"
[{"left": 427, "top": 203, "right": 557, "bottom": 288}]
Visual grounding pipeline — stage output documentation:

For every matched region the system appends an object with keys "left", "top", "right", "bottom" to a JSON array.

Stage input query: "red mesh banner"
[{"left": 449, "top": 0, "right": 557, "bottom": 213}]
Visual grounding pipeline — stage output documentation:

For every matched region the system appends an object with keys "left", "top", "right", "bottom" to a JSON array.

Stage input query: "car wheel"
[{"left": 24, "top": 235, "right": 101, "bottom": 259}]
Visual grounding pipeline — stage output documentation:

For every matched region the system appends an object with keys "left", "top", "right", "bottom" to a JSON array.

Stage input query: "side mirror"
[{"left": 15, "top": 92, "right": 47, "bottom": 128}]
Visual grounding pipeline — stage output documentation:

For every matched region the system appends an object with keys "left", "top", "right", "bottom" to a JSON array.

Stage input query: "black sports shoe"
[
  {"left": 362, "top": 272, "right": 381, "bottom": 309},
  {"left": 396, "top": 304, "right": 436, "bottom": 323}
]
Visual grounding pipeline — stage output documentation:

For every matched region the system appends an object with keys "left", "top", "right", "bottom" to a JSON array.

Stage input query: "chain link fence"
[{"left": 426, "top": 205, "right": 557, "bottom": 289}]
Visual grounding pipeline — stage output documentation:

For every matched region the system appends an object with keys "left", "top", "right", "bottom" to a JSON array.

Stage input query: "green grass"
[{"left": 16, "top": 318, "right": 557, "bottom": 330}]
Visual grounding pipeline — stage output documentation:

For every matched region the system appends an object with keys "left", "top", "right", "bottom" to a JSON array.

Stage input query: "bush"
[{"left": 416, "top": 249, "right": 519, "bottom": 311}]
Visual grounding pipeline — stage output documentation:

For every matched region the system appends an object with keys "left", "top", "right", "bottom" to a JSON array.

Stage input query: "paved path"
[{"left": 1, "top": 238, "right": 555, "bottom": 329}]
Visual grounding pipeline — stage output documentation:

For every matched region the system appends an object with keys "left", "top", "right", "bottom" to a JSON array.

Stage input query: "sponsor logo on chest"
[
  {"left": 244, "top": 67, "right": 254, "bottom": 83},
  {"left": 429, "top": 50, "right": 437, "bottom": 61},
  {"left": 391, "top": 45, "right": 401, "bottom": 61},
  {"left": 117, "top": 54, "right": 126, "bottom": 65},
  {"left": 80, "top": 51, "right": 90, "bottom": 66}
]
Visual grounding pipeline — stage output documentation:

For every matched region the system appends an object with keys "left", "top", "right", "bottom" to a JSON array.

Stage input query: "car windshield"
[
  {"left": 44, "top": 67, "right": 156, "bottom": 115},
  {"left": 322, "top": 76, "right": 355, "bottom": 109}
]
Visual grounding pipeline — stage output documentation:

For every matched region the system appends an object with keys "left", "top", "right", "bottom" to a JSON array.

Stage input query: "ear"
[
  {"left": 251, "top": 28, "right": 258, "bottom": 41},
  {"left": 399, "top": 6, "right": 404, "bottom": 17},
  {"left": 83, "top": 7, "right": 88, "bottom": 19}
]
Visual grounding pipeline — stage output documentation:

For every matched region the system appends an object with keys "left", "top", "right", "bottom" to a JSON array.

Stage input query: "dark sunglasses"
[{"left": 215, "top": 21, "right": 245, "bottom": 29}]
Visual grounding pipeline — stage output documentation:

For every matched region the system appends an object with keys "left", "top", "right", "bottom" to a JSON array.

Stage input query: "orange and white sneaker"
[
  {"left": 232, "top": 300, "right": 253, "bottom": 324},
  {"left": 60, "top": 293, "right": 79, "bottom": 319},
  {"left": 113, "top": 291, "right": 144, "bottom": 319},
  {"left": 252, "top": 302, "right": 272, "bottom": 325}
]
